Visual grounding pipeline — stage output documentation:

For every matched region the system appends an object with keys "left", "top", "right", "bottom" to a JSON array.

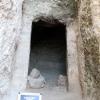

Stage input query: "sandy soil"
[{"left": 26, "top": 85, "right": 82, "bottom": 100}]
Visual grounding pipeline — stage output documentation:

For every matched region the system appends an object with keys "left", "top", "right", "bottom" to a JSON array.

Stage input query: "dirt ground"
[{"left": 26, "top": 86, "right": 82, "bottom": 100}]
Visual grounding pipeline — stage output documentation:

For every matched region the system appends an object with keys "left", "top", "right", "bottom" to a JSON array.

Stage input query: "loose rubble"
[
  {"left": 28, "top": 68, "right": 46, "bottom": 89},
  {"left": 57, "top": 75, "right": 66, "bottom": 86}
]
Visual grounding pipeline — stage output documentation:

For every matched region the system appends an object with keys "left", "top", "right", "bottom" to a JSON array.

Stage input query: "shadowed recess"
[{"left": 29, "top": 19, "right": 67, "bottom": 86}]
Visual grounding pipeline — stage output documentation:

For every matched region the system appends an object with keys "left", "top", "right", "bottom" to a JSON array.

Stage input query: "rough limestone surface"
[
  {"left": 1, "top": 0, "right": 100, "bottom": 100},
  {"left": 22, "top": 0, "right": 77, "bottom": 24},
  {"left": 0, "top": 0, "right": 23, "bottom": 94},
  {"left": 13, "top": 0, "right": 78, "bottom": 94},
  {"left": 28, "top": 68, "right": 46, "bottom": 89},
  {"left": 77, "top": 0, "right": 100, "bottom": 99}
]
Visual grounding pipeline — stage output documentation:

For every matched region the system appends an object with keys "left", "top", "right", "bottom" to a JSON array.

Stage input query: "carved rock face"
[
  {"left": 23, "top": 0, "right": 76, "bottom": 23},
  {"left": 0, "top": 0, "right": 23, "bottom": 95}
]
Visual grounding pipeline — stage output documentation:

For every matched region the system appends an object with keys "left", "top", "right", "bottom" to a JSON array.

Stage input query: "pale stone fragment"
[
  {"left": 28, "top": 68, "right": 46, "bottom": 88},
  {"left": 58, "top": 75, "right": 66, "bottom": 86}
]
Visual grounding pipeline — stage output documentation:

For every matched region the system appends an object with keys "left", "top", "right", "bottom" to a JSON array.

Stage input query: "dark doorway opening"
[{"left": 29, "top": 19, "right": 67, "bottom": 87}]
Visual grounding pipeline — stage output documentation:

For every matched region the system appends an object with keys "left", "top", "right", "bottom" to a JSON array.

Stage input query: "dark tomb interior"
[{"left": 29, "top": 19, "right": 67, "bottom": 86}]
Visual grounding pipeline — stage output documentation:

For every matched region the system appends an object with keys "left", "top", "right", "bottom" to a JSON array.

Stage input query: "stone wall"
[
  {"left": 77, "top": 0, "right": 100, "bottom": 99},
  {"left": 22, "top": 0, "right": 77, "bottom": 23},
  {"left": 0, "top": 0, "right": 23, "bottom": 94}
]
